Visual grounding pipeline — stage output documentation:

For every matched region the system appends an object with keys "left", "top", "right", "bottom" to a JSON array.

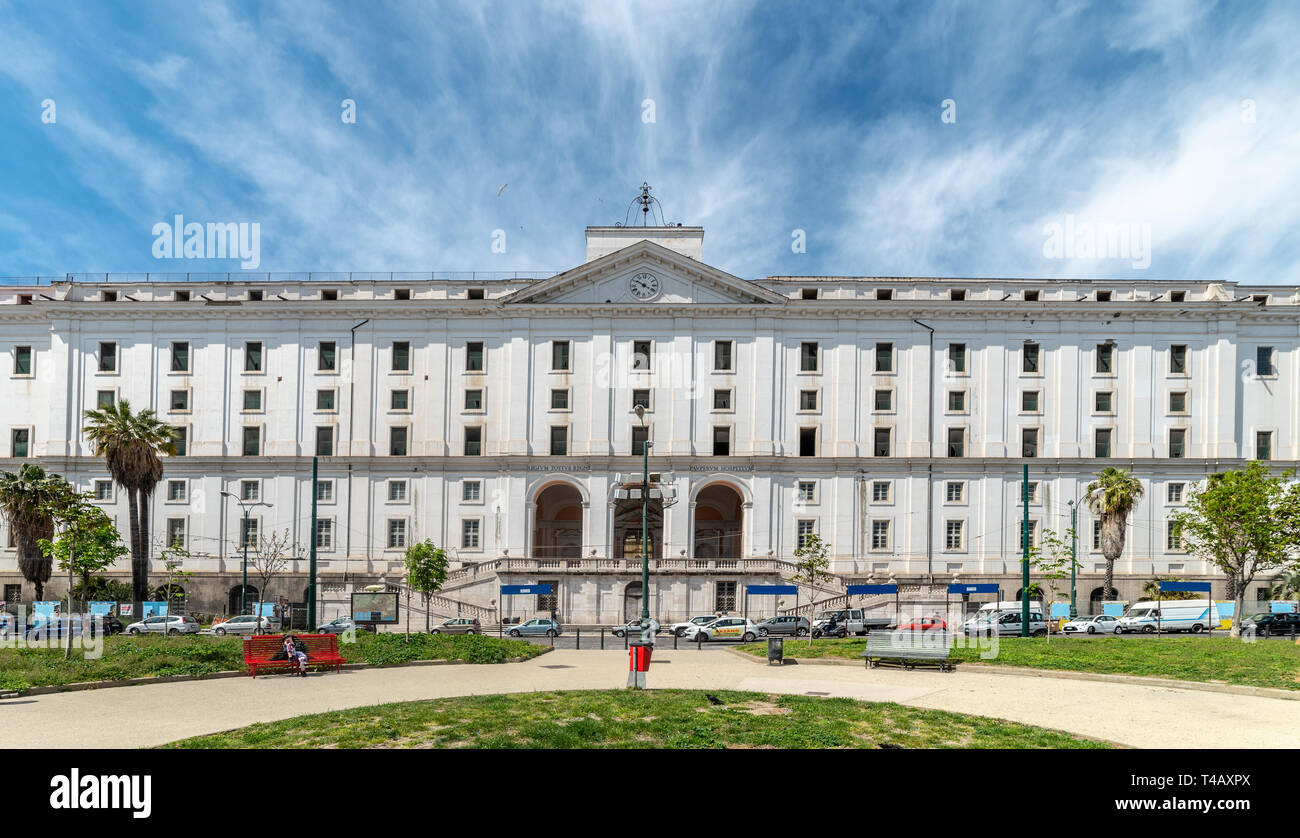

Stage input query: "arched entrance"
[
  {"left": 532, "top": 484, "right": 584, "bottom": 559},
  {"left": 613, "top": 491, "right": 662, "bottom": 560},
  {"left": 228, "top": 585, "right": 258, "bottom": 615},
  {"left": 623, "top": 582, "right": 643, "bottom": 623},
  {"left": 693, "top": 484, "right": 743, "bottom": 558},
  {"left": 1089, "top": 586, "right": 1109, "bottom": 614}
]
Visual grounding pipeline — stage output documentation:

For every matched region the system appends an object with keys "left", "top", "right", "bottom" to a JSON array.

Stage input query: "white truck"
[
  {"left": 1114, "top": 599, "right": 1219, "bottom": 634},
  {"left": 811, "top": 608, "right": 893, "bottom": 636}
]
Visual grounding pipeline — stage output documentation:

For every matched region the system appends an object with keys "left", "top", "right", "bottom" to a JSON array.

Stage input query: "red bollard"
[{"left": 627, "top": 641, "right": 652, "bottom": 689}]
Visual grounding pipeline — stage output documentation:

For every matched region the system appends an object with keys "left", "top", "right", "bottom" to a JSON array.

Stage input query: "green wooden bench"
[{"left": 862, "top": 631, "right": 957, "bottom": 672}]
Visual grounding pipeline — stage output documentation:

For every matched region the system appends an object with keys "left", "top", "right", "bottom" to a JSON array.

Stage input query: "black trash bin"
[{"left": 767, "top": 635, "right": 784, "bottom": 664}]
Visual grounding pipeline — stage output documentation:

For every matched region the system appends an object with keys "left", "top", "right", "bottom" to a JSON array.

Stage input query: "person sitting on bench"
[{"left": 274, "top": 634, "right": 309, "bottom": 676}]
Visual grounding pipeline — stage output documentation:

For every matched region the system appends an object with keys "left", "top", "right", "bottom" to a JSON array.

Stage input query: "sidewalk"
[{"left": 4, "top": 649, "right": 1296, "bottom": 748}]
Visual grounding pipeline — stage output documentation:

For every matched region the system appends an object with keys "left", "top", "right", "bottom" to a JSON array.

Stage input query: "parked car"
[
  {"left": 1239, "top": 612, "right": 1300, "bottom": 637},
  {"left": 89, "top": 615, "right": 125, "bottom": 636},
  {"left": 1060, "top": 614, "right": 1119, "bottom": 634},
  {"left": 682, "top": 616, "right": 760, "bottom": 643},
  {"left": 25, "top": 617, "right": 86, "bottom": 640},
  {"left": 963, "top": 611, "right": 1045, "bottom": 637},
  {"left": 125, "top": 615, "right": 201, "bottom": 635},
  {"left": 667, "top": 615, "right": 725, "bottom": 637},
  {"left": 610, "top": 619, "right": 660, "bottom": 637},
  {"left": 1114, "top": 600, "right": 1218, "bottom": 634},
  {"left": 211, "top": 614, "right": 271, "bottom": 635},
  {"left": 507, "top": 618, "right": 562, "bottom": 637},
  {"left": 756, "top": 615, "right": 810, "bottom": 637},
  {"left": 314, "top": 617, "right": 375, "bottom": 635},
  {"left": 897, "top": 616, "right": 949, "bottom": 632},
  {"left": 432, "top": 618, "right": 482, "bottom": 635}
]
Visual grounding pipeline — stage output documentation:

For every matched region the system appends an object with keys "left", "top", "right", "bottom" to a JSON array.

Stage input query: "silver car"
[
  {"left": 507, "top": 618, "right": 562, "bottom": 637},
  {"left": 1060, "top": 614, "right": 1119, "bottom": 634},
  {"left": 756, "top": 615, "right": 810, "bottom": 637},
  {"left": 126, "top": 615, "right": 201, "bottom": 635},
  {"left": 432, "top": 618, "right": 481, "bottom": 635},
  {"left": 212, "top": 614, "right": 272, "bottom": 635}
]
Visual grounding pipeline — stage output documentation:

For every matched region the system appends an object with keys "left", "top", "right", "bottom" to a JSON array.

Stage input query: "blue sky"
[{"left": 1, "top": 0, "right": 1297, "bottom": 282}]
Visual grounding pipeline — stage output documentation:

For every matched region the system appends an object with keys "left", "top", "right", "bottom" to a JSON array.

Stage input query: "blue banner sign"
[
  {"left": 846, "top": 584, "right": 898, "bottom": 595},
  {"left": 1160, "top": 581, "right": 1211, "bottom": 593},
  {"left": 88, "top": 601, "right": 115, "bottom": 617},
  {"left": 748, "top": 584, "right": 797, "bottom": 595},
  {"left": 1102, "top": 602, "right": 1127, "bottom": 616},
  {"left": 142, "top": 601, "right": 168, "bottom": 619},
  {"left": 1050, "top": 602, "right": 1072, "bottom": 618},
  {"left": 501, "top": 584, "right": 553, "bottom": 595},
  {"left": 1270, "top": 601, "right": 1297, "bottom": 614},
  {"left": 948, "top": 583, "right": 999, "bottom": 594}
]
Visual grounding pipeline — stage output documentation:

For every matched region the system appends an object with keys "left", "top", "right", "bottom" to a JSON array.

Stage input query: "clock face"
[{"left": 628, "top": 271, "right": 660, "bottom": 300}]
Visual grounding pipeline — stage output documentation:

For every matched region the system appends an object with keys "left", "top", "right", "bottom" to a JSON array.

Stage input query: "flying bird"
[{"left": 497, "top": 183, "right": 508, "bottom": 196}]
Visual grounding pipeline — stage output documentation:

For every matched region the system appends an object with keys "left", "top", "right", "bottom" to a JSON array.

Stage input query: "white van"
[
  {"left": 1115, "top": 599, "right": 1219, "bottom": 634},
  {"left": 962, "top": 601, "right": 1042, "bottom": 633}
]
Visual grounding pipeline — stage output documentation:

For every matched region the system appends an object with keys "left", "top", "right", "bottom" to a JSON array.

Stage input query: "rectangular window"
[
  {"left": 1021, "top": 390, "right": 1040, "bottom": 413},
  {"left": 166, "top": 518, "right": 186, "bottom": 548},
  {"left": 552, "top": 340, "right": 571, "bottom": 372},
  {"left": 240, "top": 518, "right": 259, "bottom": 549},
  {"left": 245, "top": 341, "right": 263, "bottom": 372},
  {"left": 875, "top": 342, "right": 893, "bottom": 373},
  {"left": 872, "top": 481, "right": 890, "bottom": 503},
  {"left": 14, "top": 346, "right": 32, "bottom": 376},
  {"left": 1170, "top": 344, "right": 1187, "bottom": 375},
  {"left": 392, "top": 341, "right": 411, "bottom": 372},
  {"left": 169, "top": 426, "right": 187, "bottom": 456},
  {"left": 1169, "top": 391, "right": 1187, "bottom": 414},
  {"left": 1166, "top": 521, "right": 1184, "bottom": 552},
  {"left": 1096, "top": 343, "right": 1114, "bottom": 374},
  {"left": 1018, "top": 520, "right": 1038, "bottom": 549},
  {"left": 1095, "top": 391, "right": 1113, "bottom": 413},
  {"left": 945, "top": 520, "right": 964, "bottom": 550},
  {"left": 1022, "top": 343, "right": 1040, "bottom": 374},
  {"left": 551, "top": 389, "right": 569, "bottom": 410},
  {"left": 712, "top": 426, "right": 731, "bottom": 456},
  {"left": 1256, "top": 431, "right": 1272, "bottom": 461},
  {"left": 1024, "top": 290, "right": 1040, "bottom": 301},
  {"left": 315, "top": 519, "right": 333, "bottom": 550},
  {"left": 248, "top": 290, "right": 263, "bottom": 301},
  {"left": 94, "top": 480, "right": 113, "bottom": 501},
  {"left": 800, "top": 341, "right": 818, "bottom": 372},
  {"left": 242, "top": 426, "right": 260, "bottom": 456},
  {"left": 799, "top": 390, "right": 818, "bottom": 411},
  {"left": 632, "top": 340, "right": 652, "bottom": 371},
  {"left": 715, "top": 581, "right": 737, "bottom": 613},
  {"left": 390, "top": 389, "right": 410, "bottom": 411},
  {"left": 315, "top": 426, "right": 334, "bottom": 456},
  {"left": 949, "top": 343, "right": 966, "bottom": 374},
  {"left": 874, "top": 389, "right": 892, "bottom": 412},
  {"left": 240, "top": 479, "right": 259, "bottom": 502},
  {"left": 97, "top": 390, "right": 116, "bottom": 409},
  {"left": 1022, "top": 482, "right": 1039, "bottom": 503},
  {"left": 876, "top": 288, "right": 892, "bottom": 300},
  {"left": 388, "top": 480, "right": 408, "bottom": 502},
  {"left": 1095, "top": 428, "right": 1112, "bottom": 458},
  {"left": 467, "top": 288, "right": 485, "bottom": 300},
  {"left": 387, "top": 519, "right": 407, "bottom": 550},
  {"left": 167, "top": 480, "right": 187, "bottom": 502},
  {"left": 1022, "top": 428, "right": 1039, "bottom": 458},
  {"left": 796, "top": 520, "right": 816, "bottom": 548},
  {"left": 713, "top": 389, "right": 732, "bottom": 410},
  {"left": 461, "top": 519, "right": 480, "bottom": 549},
  {"left": 394, "top": 288, "right": 410, "bottom": 301},
  {"left": 98, "top": 342, "right": 117, "bottom": 373},
  {"left": 316, "top": 480, "right": 334, "bottom": 502},
  {"left": 801, "top": 288, "right": 818, "bottom": 300},
  {"left": 1169, "top": 429, "right": 1186, "bottom": 459},
  {"left": 1092, "top": 521, "right": 1102, "bottom": 551},
  {"left": 632, "top": 426, "right": 649, "bottom": 456},
  {"left": 945, "top": 482, "right": 964, "bottom": 503},
  {"left": 1167, "top": 483, "right": 1184, "bottom": 504},
  {"left": 797, "top": 481, "right": 816, "bottom": 503},
  {"left": 462, "top": 481, "right": 481, "bottom": 502},
  {"left": 321, "top": 289, "right": 338, "bottom": 301},
  {"left": 167, "top": 390, "right": 188, "bottom": 412},
  {"left": 632, "top": 389, "right": 651, "bottom": 411},
  {"left": 948, "top": 390, "right": 966, "bottom": 412},
  {"left": 714, "top": 340, "right": 733, "bottom": 372},
  {"left": 1257, "top": 346, "right": 1275, "bottom": 376},
  {"left": 464, "top": 389, "right": 483, "bottom": 411},
  {"left": 871, "top": 520, "right": 890, "bottom": 550},
  {"left": 550, "top": 426, "right": 568, "bottom": 456},
  {"left": 318, "top": 341, "right": 337, "bottom": 372},
  {"left": 466, "top": 341, "right": 484, "bottom": 372},
  {"left": 307, "top": 388, "right": 332, "bottom": 411},
  {"left": 798, "top": 428, "right": 816, "bottom": 457},
  {"left": 464, "top": 427, "right": 482, "bottom": 456},
  {"left": 390, "top": 427, "right": 409, "bottom": 456},
  {"left": 947, "top": 427, "right": 965, "bottom": 457},
  {"left": 171, "top": 341, "right": 190, "bottom": 373},
  {"left": 1096, "top": 290, "right": 1112, "bottom": 302},
  {"left": 873, "top": 428, "right": 891, "bottom": 457}
]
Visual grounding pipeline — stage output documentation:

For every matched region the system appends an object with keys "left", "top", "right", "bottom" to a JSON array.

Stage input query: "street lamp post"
[
  {"left": 634, "top": 405, "right": 652, "bottom": 644},
  {"left": 221, "top": 491, "right": 272, "bottom": 618},
  {"left": 1068, "top": 499, "right": 1078, "bottom": 618}
]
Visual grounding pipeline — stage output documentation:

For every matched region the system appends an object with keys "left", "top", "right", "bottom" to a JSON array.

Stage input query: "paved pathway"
[{"left": 4, "top": 650, "right": 1297, "bottom": 748}]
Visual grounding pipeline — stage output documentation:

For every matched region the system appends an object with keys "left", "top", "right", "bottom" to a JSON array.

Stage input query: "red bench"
[{"left": 242, "top": 634, "right": 345, "bottom": 678}]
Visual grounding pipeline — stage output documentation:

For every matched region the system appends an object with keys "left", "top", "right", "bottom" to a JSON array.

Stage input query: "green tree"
[
  {"left": 39, "top": 514, "right": 127, "bottom": 603},
  {"left": 1028, "top": 527, "right": 1080, "bottom": 635},
  {"left": 153, "top": 543, "right": 194, "bottom": 616},
  {"left": 1173, "top": 462, "right": 1300, "bottom": 638},
  {"left": 37, "top": 482, "right": 106, "bottom": 658},
  {"left": 0, "top": 464, "right": 67, "bottom": 601},
  {"left": 1265, "top": 567, "right": 1300, "bottom": 601},
  {"left": 1086, "top": 467, "right": 1145, "bottom": 601},
  {"left": 81, "top": 400, "right": 177, "bottom": 612},
  {"left": 791, "top": 533, "right": 831, "bottom": 646},
  {"left": 1143, "top": 577, "right": 1199, "bottom": 601},
  {"left": 404, "top": 540, "right": 450, "bottom": 633},
  {"left": 72, "top": 576, "right": 132, "bottom": 604}
]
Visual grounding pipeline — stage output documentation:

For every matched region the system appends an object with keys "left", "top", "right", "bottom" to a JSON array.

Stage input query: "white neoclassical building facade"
[{"left": 1, "top": 220, "right": 1296, "bottom": 622}]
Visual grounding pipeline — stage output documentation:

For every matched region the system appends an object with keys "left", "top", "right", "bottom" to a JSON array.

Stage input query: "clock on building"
[{"left": 628, "top": 271, "right": 660, "bottom": 300}]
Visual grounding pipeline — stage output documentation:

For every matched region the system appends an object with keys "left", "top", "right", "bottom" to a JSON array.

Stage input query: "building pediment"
[{"left": 502, "top": 240, "right": 786, "bottom": 306}]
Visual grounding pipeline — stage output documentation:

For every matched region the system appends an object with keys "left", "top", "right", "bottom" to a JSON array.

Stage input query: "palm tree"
[
  {"left": 82, "top": 401, "right": 177, "bottom": 606},
  {"left": 0, "top": 464, "right": 68, "bottom": 600},
  {"left": 1267, "top": 567, "right": 1300, "bottom": 601},
  {"left": 1086, "top": 467, "right": 1145, "bottom": 601}
]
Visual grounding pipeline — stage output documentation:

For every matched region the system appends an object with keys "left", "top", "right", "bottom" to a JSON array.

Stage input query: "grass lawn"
[
  {"left": 160, "top": 689, "right": 1110, "bottom": 749},
  {"left": 736, "top": 636, "right": 1300, "bottom": 691},
  {"left": 0, "top": 632, "right": 545, "bottom": 692}
]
